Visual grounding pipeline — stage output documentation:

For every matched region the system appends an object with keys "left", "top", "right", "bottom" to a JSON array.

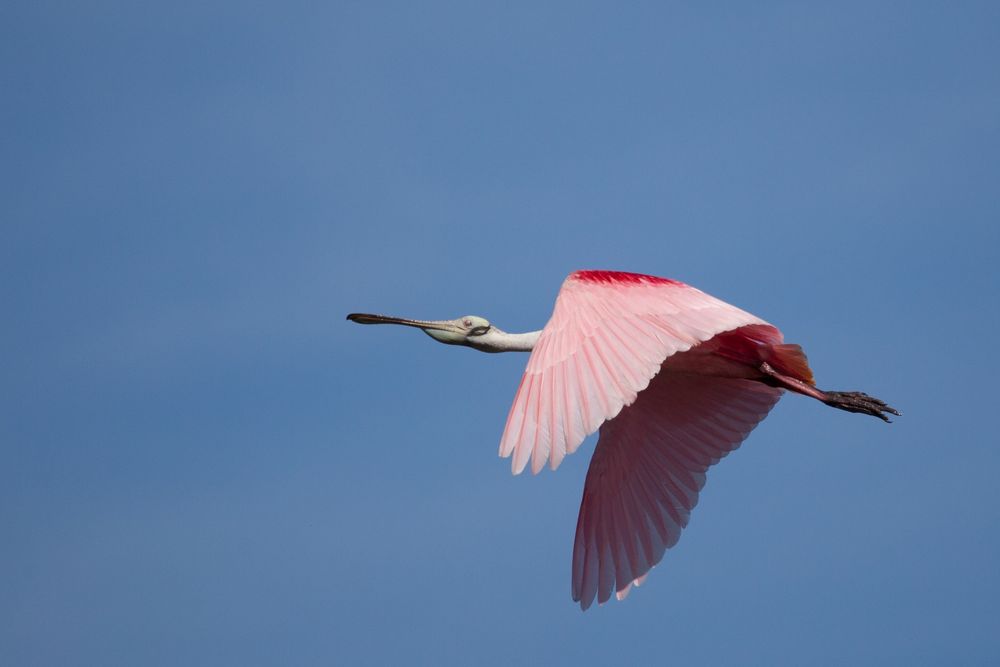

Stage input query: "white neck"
[{"left": 468, "top": 328, "right": 541, "bottom": 353}]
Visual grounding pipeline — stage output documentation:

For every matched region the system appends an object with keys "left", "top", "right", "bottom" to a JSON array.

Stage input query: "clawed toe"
[{"left": 824, "top": 391, "right": 900, "bottom": 422}]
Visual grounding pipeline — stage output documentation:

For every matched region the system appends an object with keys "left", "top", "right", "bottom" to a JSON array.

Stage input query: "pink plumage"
[
  {"left": 572, "top": 366, "right": 782, "bottom": 609},
  {"left": 497, "top": 271, "right": 801, "bottom": 608},
  {"left": 349, "top": 268, "right": 898, "bottom": 610},
  {"left": 499, "top": 270, "right": 773, "bottom": 475}
]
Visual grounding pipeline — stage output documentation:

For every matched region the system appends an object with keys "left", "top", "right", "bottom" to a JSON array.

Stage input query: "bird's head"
[{"left": 347, "top": 312, "right": 493, "bottom": 349}]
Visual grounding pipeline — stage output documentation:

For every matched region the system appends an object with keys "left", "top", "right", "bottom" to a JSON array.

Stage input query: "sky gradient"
[{"left": 3, "top": 2, "right": 1000, "bottom": 665}]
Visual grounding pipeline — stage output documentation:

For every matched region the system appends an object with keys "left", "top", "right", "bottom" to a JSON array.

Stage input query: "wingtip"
[{"left": 511, "top": 456, "right": 528, "bottom": 476}]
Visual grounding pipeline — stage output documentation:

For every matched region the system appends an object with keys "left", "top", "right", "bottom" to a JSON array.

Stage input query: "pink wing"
[
  {"left": 499, "top": 270, "right": 772, "bottom": 474},
  {"left": 572, "top": 369, "right": 783, "bottom": 609}
]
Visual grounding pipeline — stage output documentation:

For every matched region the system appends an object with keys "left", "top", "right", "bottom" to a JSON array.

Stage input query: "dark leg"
[
  {"left": 758, "top": 362, "right": 900, "bottom": 423},
  {"left": 819, "top": 391, "right": 900, "bottom": 422}
]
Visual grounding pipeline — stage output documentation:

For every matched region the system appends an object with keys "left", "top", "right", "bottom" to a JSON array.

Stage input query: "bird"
[{"left": 347, "top": 269, "right": 898, "bottom": 610}]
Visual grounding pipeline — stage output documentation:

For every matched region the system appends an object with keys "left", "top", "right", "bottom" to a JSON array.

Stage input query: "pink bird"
[{"left": 348, "top": 270, "right": 897, "bottom": 609}]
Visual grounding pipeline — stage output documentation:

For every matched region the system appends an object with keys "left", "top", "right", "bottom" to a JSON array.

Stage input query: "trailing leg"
[
  {"left": 820, "top": 391, "right": 900, "bottom": 422},
  {"left": 758, "top": 362, "right": 900, "bottom": 423}
]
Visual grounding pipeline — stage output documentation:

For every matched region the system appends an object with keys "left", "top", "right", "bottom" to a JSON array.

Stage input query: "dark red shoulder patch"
[{"left": 570, "top": 270, "right": 682, "bottom": 286}]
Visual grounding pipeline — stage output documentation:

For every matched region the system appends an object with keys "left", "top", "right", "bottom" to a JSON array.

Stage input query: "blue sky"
[{"left": 3, "top": 2, "right": 999, "bottom": 665}]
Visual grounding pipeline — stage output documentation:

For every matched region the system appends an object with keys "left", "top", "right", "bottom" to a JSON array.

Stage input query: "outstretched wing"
[
  {"left": 499, "top": 270, "right": 772, "bottom": 474},
  {"left": 572, "top": 369, "right": 783, "bottom": 610}
]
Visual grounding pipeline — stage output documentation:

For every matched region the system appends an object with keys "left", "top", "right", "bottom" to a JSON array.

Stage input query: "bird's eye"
[{"left": 469, "top": 325, "right": 490, "bottom": 336}]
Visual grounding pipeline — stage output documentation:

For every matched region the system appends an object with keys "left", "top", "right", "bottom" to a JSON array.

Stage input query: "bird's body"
[{"left": 348, "top": 270, "right": 897, "bottom": 609}]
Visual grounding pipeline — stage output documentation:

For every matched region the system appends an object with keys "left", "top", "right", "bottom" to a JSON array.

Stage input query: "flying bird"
[{"left": 347, "top": 270, "right": 897, "bottom": 609}]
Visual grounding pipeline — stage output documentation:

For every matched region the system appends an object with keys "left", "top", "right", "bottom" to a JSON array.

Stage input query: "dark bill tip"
[{"left": 346, "top": 313, "right": 394, "bottom": 324}]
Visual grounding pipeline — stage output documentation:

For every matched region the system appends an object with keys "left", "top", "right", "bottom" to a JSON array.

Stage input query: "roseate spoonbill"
[{"left": 347, "top": 270, "right": 898, "bottom": 610}]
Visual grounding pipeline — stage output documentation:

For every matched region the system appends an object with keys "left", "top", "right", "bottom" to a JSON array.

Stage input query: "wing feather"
[
  {"left": 571, "top": 369, "right": 783, "bottom": 610},
  {"left": 500, "top": 271, "right": 771, "bottom": 474}
]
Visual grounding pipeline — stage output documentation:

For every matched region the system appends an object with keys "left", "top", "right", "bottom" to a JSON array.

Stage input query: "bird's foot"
[{"left": 823, "top": 391, "right": 900, "bottom": 422}]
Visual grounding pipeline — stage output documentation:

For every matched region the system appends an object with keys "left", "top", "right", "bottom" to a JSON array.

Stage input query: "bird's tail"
[{"left": 766, "top": 344, "right": 815, "bottom": 386}]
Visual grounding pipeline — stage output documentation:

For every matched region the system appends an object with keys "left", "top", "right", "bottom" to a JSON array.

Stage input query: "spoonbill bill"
[{"left": 347, "top": 270, "right": 897, "bottom": 609}]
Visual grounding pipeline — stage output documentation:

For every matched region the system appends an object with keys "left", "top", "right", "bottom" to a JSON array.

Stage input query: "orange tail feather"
[{"left": 768, "top": 344, "right": 815, "bottom": 386}]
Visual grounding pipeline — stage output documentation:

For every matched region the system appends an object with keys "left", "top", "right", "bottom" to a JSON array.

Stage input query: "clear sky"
[{"left": 3, "top": 2, "right": 999, "bottom": 665}]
